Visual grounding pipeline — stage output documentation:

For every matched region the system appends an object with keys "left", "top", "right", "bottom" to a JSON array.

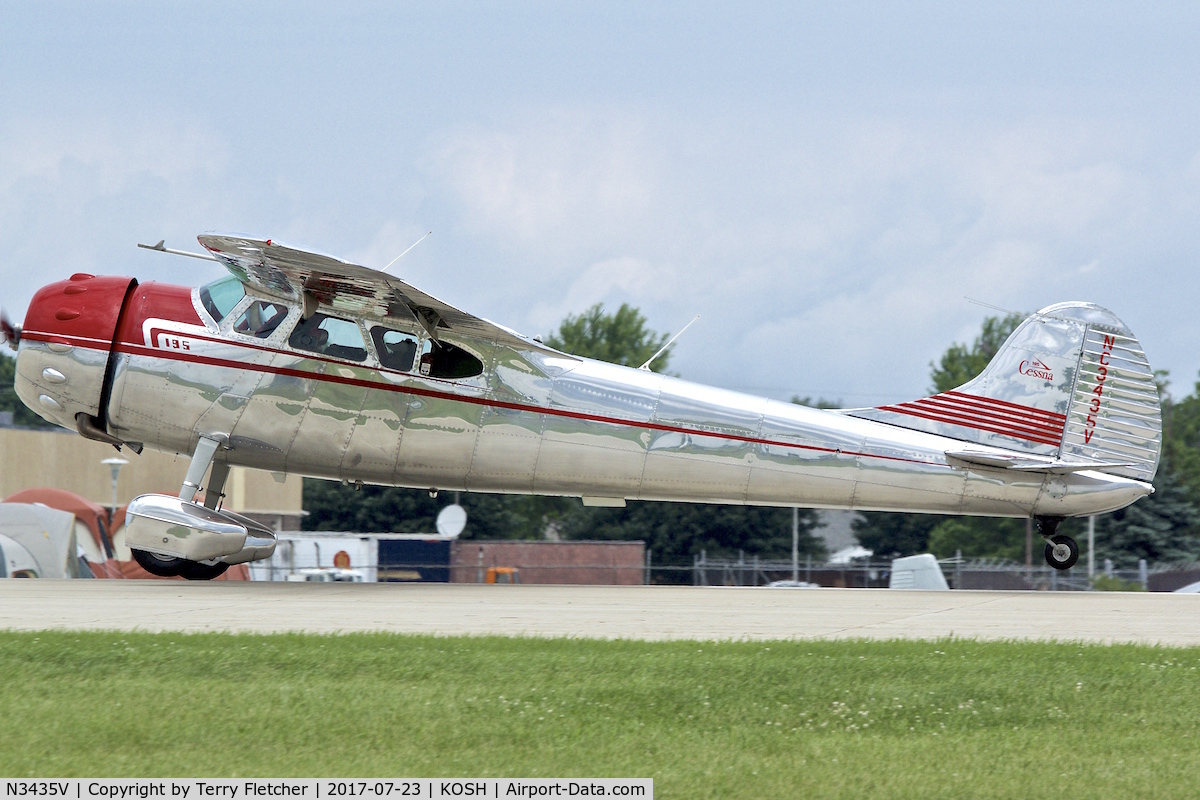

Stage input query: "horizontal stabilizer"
[{"left": 946, "top": 449, "right": 1137, "bottom": 474}]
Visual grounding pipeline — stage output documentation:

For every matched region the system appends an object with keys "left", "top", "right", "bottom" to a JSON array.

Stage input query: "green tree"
[
  {"left": 851, "top": 512, "right": 939, "bottom": 559},
  {"left": 1162, "top": 373, "right": 1200, "bottom": 503},
  {"left": 791, "top": 396, "right": 841, "bottom": 409},
  {"left": 303, "top": 482, "right": 539, "bottom": 539},
  {"left": 1094, "top": 468, "right": 1200, "bottom": 568},
  {"left": 0, "top": 352, "right": 55, "bottom": 428},
  {"left": 929, "top": 313, "right": 1024, "bottom": 393},
  {"left": 927, "top": 517, "right": 1027, "bottom": 561},
  {"left": 545, "top": 303, "right": 671, "bottom": 371}
]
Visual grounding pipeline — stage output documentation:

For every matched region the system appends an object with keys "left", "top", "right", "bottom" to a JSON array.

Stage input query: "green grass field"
[{"left": 3, "top": 631, "right": 1200, "bottom": 798}]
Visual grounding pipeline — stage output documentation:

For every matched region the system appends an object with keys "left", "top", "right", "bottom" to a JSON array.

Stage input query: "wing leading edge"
[{"left": 197, "top": 234, "right": 565, "bottom": 356}]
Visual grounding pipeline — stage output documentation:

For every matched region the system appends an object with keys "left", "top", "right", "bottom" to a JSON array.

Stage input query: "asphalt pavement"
[{"left": 2, "top": 581, "right": 1198, "bottom": 644}]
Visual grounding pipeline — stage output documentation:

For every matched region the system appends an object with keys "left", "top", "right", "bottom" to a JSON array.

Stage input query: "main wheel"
[
  {"left": 178, "top": 560, "right": 230, "bottom": 581},
  {"left": 132, "top": 548, "right": 185, "bottom": 577},
  {"left": 1044, "top": 534, "right": 1079, "bottom": 570}
]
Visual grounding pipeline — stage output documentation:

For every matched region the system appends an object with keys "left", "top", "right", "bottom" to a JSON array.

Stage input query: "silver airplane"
[{"left": 6, "top": 234, "right": 1161, "bottom": 579}]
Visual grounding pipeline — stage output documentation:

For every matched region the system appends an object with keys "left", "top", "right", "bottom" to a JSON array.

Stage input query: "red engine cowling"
[{"left": 15, "top": 273, "right": 137, "bottom": 432}]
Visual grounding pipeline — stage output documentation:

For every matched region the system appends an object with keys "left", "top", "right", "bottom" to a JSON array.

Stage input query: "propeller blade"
[{"left": 0, "top": 309, "right": 20, "bottom": 350}]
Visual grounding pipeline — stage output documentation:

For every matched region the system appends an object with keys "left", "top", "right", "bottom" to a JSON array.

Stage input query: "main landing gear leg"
[
  {"left": 1036, "top": 515, "right": 1079, "bottom": 571},
  {"left": 177, "top": 457, "right": 233, "bottom": 580},
  {"left": 203, "top": 461, "right": 230, "bottom": 510},
  {"left": 132, "top": 435, "right": 231, "bottom": 580},
  {"left": 180, "top": 434, "right": 225, "bottom": 503}
]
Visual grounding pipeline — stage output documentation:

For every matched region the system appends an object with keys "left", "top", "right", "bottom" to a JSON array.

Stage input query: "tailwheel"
[
  {"left": 132, "top": 548, "right": 185, "bottom": 577},
  {"left": 178, "top": 560, "right": 230, "bottom": 581},
  {"left": 1044, "top": 534, "right": 1079, "bottom": 571}
]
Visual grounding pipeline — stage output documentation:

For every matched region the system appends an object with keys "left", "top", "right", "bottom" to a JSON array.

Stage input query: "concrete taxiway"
[{"left": 2, "top": 581, "right": 1199, "bottom": 644}]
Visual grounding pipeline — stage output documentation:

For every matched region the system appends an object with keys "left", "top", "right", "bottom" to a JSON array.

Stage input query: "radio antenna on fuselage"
[
  {"left": 382, "top": 231, "right": 432, "bottom": 274},
  {"left": 639, "top": 314, "right": 700, "bottom": 371},
  {"left": 570, "top": 314, "right": 596, "bottom": 357},
  {"left": 965, "top": 296, "right": 1022, "bottom": 316},
  {"left": 136, "top": 239, "right": 218, "bottom": 262}
]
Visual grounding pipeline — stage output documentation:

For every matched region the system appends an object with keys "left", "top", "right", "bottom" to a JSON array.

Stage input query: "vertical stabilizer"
[{"left": 848, "top": 302, "right": 1161, "bottom": 483}]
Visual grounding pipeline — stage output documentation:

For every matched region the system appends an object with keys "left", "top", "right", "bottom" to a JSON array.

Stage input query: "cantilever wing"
[{"left": 197, "top": 233, "right": 564, "bottom": 355}]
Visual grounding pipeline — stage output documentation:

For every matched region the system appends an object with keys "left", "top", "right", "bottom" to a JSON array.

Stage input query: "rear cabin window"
[
  {"left": 289, "top": 313, "right": 367, "bottom": 362},
  {"left": 371, "top": 327, "right": 419, "bottom": 371},
  {"left": 233, "top": 300, "right": 289, "bottom": 339},
  {"left": 418, "top": 341, "right": 484, "bottom": 379},
  {"left": 199, "top": 276, "right": 245, "bottom": 323}
]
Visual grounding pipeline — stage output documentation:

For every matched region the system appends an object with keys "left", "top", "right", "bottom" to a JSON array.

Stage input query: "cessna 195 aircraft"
[{"left": 5, "top": 234, "right": 1161, "bottom": 579}]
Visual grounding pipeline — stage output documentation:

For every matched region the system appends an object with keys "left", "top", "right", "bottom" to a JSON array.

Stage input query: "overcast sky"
[{"left": 3, "top": 3, "right": 1199, "bottom": 405}]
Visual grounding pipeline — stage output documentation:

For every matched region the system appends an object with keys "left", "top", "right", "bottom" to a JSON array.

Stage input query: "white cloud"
[
  {"left": 0, "top": 116, "right": 225, "bottom": 194},
  {"left": 344, "top": 220, "right": 434, "bottom": 273},
  {"left": 426, "top": 108, "right": 656, "bottom": 256},
  {"left": 0, "top": 114, "right": 233, "bottom": 300},
  {"left": 527, "top": 255, "right": 682, "bottom": 330},
  {"left": 409, "top": 106, "right": 1194, "bottom": 401}
]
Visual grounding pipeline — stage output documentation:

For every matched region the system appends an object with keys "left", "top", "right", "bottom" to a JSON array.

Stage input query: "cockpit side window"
[
  {"left": 370, "top": 326, "right": 419, "bottom": 371},
  {"left": 199, "top": 275, "right": 246, "bottom": 323},
  {"left": 418, "top": 340, "right": 484, "bottom": 379},
  {"left": 233, "top": 300, "right": 290, "bottom": 339},
  {"left": 289, "top": 313, "right": 367, "bottom": 362}
]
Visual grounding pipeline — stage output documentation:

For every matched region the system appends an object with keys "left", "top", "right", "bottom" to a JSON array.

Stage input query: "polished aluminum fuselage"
[{"left": 13, "top": 285, "right": 1135, "bottom": 521}]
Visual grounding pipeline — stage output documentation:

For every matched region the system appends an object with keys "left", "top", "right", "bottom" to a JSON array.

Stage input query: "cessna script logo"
[{"left": 1018, "top": 358, "right": 1054, "bottom": 381}]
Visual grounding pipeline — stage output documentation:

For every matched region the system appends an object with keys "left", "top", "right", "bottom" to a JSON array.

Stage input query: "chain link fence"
[{"left": 680, "top": 549, "right": 1200, "bottom": 591}]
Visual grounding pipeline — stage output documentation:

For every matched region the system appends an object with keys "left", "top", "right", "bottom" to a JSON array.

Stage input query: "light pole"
[
  {"left": 100, "top": 456, "right": 128, "bottom": 522},
  {"left": 792, "top": 507, "right": 799, "bottom": 584},
  {"left": 1087, "top": 515, "right": 1095, "bottom": 582}
]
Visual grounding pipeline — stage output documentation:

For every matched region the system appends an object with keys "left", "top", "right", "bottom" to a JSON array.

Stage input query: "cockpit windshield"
[{"left": 199, "top": 275, "right": 246, "bottom": 323}]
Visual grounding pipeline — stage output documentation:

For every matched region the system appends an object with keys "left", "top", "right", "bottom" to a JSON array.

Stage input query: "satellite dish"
[{"left": 436, "top": 504, "right": 467, "bottom": 539}]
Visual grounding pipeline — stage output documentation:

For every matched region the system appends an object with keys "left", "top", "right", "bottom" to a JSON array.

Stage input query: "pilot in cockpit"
[
  {"left": 290, "top": 315, "right": 330, "bottom": 353},
  {"left": 288, "top": 313, "right": 368, "bottom": 362},
  {"left": 233, "top": 300, "right": 288, "bottom": 339}
]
